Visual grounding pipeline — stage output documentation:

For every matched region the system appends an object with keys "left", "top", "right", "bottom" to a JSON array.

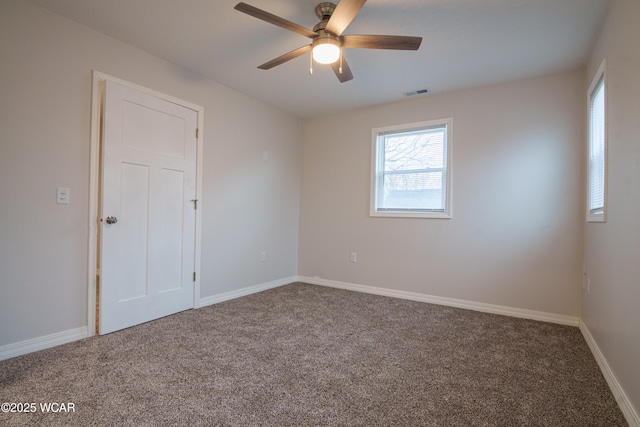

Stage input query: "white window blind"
[
  {"left": 588, "top": 70, "right": 606, "bottom": 219},
  {"left": 371, "top": 119, "right": 452, "bottom": 218}
]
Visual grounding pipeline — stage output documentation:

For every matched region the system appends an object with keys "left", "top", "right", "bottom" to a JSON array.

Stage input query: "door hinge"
[
  {"left": 193, "top": 272, "right": 196, "bottom": 282},
  {"left": 191, "top": 199, "right": 198, "bottom": 209},
  {"left": 195, "top": 128, "right": 199, "bottom": 139}
]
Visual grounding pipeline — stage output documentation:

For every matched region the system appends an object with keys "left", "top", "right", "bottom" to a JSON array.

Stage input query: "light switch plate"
[{"left": 57, "top": 187, "right": 70, "bottom": 204}]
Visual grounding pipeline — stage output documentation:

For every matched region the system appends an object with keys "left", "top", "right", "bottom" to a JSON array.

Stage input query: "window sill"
[
  {"left": 370, "top": 210, "right": 452, "bottom": 219},
  {"left": 587, "top": 213, "right": 606, "bottom": 223}
]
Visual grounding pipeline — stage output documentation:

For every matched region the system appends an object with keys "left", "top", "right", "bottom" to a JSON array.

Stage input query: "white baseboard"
[
  {"left": 298, "top": 276, "right": 579, "bottom": 326},
  {"left": 0, "top": 278, "right": 295, "bottom": 361},
  {"left": 580, "top": 320, "right": 640, "bottom": 427},
  {"left": 0, "top": 326, "right": 88, "bottom": 361},
  {"left": 197, "top": 276, "right": 296, "bottom": 308}
]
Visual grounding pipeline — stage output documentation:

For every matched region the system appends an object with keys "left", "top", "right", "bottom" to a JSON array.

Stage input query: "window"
[
  {"left": 371, "top": 118, "right": 452, "bottom": 218},
  {"left": 587, "top": 60, "right": 607, "bottom": 222}
]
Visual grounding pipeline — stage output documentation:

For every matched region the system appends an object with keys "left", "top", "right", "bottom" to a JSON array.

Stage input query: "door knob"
[{"left": 105, "top": 216, "right": 118, "bottom": 225}]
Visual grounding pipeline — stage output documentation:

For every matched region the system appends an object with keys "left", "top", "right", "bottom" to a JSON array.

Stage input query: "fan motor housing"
[
  {"left": 312, "top": 30, "right": 341, "bottom": 48},
  {"left": 315, "top": 2, "right": 336, "bottom": 20}
]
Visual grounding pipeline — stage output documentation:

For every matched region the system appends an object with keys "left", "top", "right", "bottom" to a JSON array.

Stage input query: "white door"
[{"left": 99, "top": 80, "right": 198, "bottom": 334}]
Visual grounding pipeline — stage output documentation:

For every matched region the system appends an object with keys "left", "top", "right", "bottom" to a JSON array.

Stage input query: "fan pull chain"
[
  {"left": 339, "top": 49, "right": 343, "bottom": 74},
  {"left": 309, "top": 52, "right": 313, "bottom": 76}
]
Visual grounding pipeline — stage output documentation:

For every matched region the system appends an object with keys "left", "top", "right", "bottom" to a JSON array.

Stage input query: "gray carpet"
[{"left": 0, "top": 283, "right": 627, "bottom": 426}]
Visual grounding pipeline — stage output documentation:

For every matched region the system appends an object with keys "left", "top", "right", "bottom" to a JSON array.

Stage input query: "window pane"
[
  {"left": 589, "top": 77, "right": 605, "bottom": 214},
  {"left": 382, "top": 171, "right": 444, "bottom": 210},
  {"left": 384, "top": 130, "right": 444, "bottom": 172},
  {"left": 379, "top": 126, "right": 446, "bottom": 211}
]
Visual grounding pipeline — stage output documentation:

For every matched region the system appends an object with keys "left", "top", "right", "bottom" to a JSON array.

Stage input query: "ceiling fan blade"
[
  {"left": 341, "top": 35, "right": 422, "bottom": 50},
  {"left": 325, "top": 0, "right": 367, "bottom": 36},
  {"left": 258, "top": 45, "right": 312, "bottom": 70},
  {"left": 330, "top": 57, "right": 354, "bottom": 83},
  {"left": 235, "top": 2, "right": 317, "bottom": 38}
]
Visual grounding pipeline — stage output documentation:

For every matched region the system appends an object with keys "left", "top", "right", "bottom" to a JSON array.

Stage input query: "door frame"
[{"left": 87, "top": 70, "right": 204, "bottom": 336}]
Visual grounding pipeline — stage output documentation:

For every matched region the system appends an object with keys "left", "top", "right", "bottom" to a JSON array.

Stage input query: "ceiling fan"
[{"left": 234, "top": 0, "right": 422, "bottom": 82}]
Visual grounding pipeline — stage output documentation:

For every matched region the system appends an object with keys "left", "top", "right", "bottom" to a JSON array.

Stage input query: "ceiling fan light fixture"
[
  {"left": 312, "top": 35, "right": 341, "bottom": 64},
  {"left": 235, "top": 1, "right": 423, "bottom": 83}
]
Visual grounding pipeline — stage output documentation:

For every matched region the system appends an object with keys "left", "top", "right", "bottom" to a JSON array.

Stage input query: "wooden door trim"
[{"left": 88, "top": 70, "right": 204, "bottom": 336}]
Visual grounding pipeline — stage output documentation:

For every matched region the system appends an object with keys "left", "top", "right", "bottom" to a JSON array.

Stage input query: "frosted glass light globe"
[{"left": 312, "top": 42, "right": 340, "bottom": 64}]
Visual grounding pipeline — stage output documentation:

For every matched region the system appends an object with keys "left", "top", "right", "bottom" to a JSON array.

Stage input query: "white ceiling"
[{"left": 27, "top": 0, "right": 610, "bottom": 118}]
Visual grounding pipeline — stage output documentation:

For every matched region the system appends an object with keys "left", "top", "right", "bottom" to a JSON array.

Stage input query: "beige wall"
[
  {"left": 0, "top": 0, "right": 300, "bottom": 346},
  {"left": 299, "top": 70, "right": 585, "bottom": 317},
  {"left": 583, "top": 0, "right": 640, "bottom": 416}
]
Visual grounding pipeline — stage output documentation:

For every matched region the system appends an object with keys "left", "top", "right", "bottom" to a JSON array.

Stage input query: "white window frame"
[
  {"left": 587, "top": 59, "right": 607, "bottom": 223},
  {"left": 370, "top": 118, "right": 453, "bottom": 219}
]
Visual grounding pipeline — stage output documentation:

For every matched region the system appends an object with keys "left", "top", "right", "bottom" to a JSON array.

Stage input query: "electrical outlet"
[
  {"left": 350, "top": 252, "right": 357, "bottom": 263},
  {"left": 587, "top": 279, "right": 591, "bottom": 295},
  {"left": 261, "top": 251, "right": 267, "bottom": 262}
]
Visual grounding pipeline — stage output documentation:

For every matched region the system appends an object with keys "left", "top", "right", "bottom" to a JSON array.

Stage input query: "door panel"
[
  {"left": 118, "top": 162, "right": 150, "bottom": 302},
  {"left": 152, "top": 168, "right": 184, "bottom": 293},
  {"left": 100, "top": 80, "right": 197, "bottom": 334},
  {"left": 122, "top": 99, "right": 187, "bottom": 158}
]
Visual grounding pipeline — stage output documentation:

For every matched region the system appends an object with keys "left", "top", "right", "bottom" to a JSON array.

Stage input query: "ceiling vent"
[{"left": 404, "top": 89, "right": 429, "bottom": 97}]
